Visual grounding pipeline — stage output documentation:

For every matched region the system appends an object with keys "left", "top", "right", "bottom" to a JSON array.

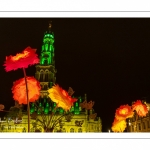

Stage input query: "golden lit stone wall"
[{"left": 0, "top": 113, "right": 102, "bottom": 133}]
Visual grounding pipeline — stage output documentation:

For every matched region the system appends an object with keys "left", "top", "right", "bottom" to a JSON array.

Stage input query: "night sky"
[{"left": 1, "top": 18, "right": 150, "bottom": 132}]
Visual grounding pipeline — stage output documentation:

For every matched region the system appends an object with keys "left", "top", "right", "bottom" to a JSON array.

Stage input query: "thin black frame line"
[
  {"left": 0, "top": 138, "right": 149, "bottom": 139},
  {"left": 0, "top": 11, "right": 150, "bottom": 12}
]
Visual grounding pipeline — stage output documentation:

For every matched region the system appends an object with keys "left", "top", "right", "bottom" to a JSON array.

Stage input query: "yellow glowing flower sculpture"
[
  {"left": 4, "top": 46, "right": 39, "bottom": 72},
  {"left": 48, "top": 84, "right": 77, "bottom": 111},
  {"left": 132, "top": 100, "right": 148, "bottom": 117},
  {"left": 12, "top": 77, "right": 41, "bottom": 104},
  {"left": 111, "top": 118, "right": 127, "bottom": 132},
  {"left": 115, "top": 105, "right": 134, "bottom": 120}
]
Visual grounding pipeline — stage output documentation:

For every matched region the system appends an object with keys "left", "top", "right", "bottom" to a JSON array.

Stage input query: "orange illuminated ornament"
[
  {"left": 79, "top": 100, "right": 95, "bottom": 110},
  {"left": 132, "top": 100, "right": 148, "bottom": 117},
  {"left": 80, "top": 100, "right": 87, "bottom": 109},
  {"left": 12, "top": 77, "right": 41, "bottom": 104},
  {"left": 115, "top": 105, "right": 134, "bottom": 120},
  {"left": 4, "top": 46, "right": 39, "bottom": 72},
  {"left": 111, "top": 118, "right": 127, "bottom": 132},
  {"left": 48, "top": 84, "right": 77, "bottom": 111},
  {"left": 0, "top": 104, "right": 4, "bottom": 111}
]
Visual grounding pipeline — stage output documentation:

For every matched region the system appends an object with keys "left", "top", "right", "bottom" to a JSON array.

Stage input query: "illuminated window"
[
  {"left": 78, "top": 128, "right": 82, "bottom": 132},
  {"left": 1, "top": 125, "right": 5, "bottom": 131},
  {"left": 8, "top": 125, "right": 11, "bottom": 130},
  {"left": 44, "top": 59, "right": 48, "bottom": 65},
  {"left": 45, "top": 44, "right": 48, "bottom": 51},
  {"left": 40, "top": 71, "right": 44, "bottom": 82},
  {"left": 147, "top": 121, "right": 150, "bottom": 128},
  {"left": 138, "top": 123, "right": 141, "bottom": 130},
  {"left": 70, "top": 128, "right": 74, "bottom": 132},
  {"left": 50, "top": 45, "right": 53, "bottom": 51},
  {"left": 44, "top": 84, "right": 48, "bottom": 90},
  {"left": 142, "top": 122, "right": 146, "bottom": 129},
  {"left": 45, "top": 71, "right": 49, "bottom": 82},
  {"left": 132, "top": 115, "right": 136, "bottom": 121},
  {"left": 62, "top": 128, "right": 66, "bottom": 132}
]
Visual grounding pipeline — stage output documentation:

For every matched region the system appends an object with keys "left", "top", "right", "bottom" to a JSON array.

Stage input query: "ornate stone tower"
[
  {"left": 35, "top": 22, "right": 56, "bottom": 95},
  {"left": 30, "top": 22, "right": 57, "bottom": 114}
]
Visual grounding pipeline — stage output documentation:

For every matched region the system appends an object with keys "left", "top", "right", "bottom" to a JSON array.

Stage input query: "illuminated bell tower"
[{"left": 32, "top": 22, "right": 57, "bottom": 114}]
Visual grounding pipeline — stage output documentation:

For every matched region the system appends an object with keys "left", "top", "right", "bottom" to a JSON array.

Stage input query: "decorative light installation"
[
  {"left": 111, "top": 100, "right": 148, "bottom": 132},
  {"left": 4, "top": 46, "right": 40, "bottom": 132},
  {"left": 112, "top": 118, "right": 127, "bottom": 133},
  {"left": 44, "top": 84, "right": 77, "bottom": 132},
  {"left": 12, "top": 77, "right": 41, "bottom": 104},
  {"left": 115, "top": 105, "right": 134, "bottom": 120},
  {"left": 48, "top": 84, "right": 77, "bottom": 111},
  {"left": 132, "top": 100, "right": 148, "bottom": 117}
]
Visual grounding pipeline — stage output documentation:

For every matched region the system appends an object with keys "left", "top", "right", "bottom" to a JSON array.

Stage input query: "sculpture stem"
[
  {"left": 23, "top": 68, "right": 30, "bottom": 132},
  {"left": 46, "top": 104, "right": 58, "bottom": 132}
]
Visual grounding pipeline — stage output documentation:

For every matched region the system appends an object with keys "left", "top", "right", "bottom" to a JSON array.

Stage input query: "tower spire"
[{"left": 48, "top": 21, "right": 52, "bottom": 31}]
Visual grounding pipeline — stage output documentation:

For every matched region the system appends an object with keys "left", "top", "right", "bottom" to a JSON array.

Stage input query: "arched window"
[
  {"left": 1, "top": 125, "right": 5, "bottom": 131},
  {"left": 78, "top": 128, "right": 82, "bottom": 133},
  {"left": 70, "top": 128, "right": 74, "bottom": 133},
  {"left": 45, "top": 43, "right": 48, "bottom": 51},
  {"left": 44, "top": 59, "right": 48, "bottom": 65},
  {"left": 62, "top": 128, "right": 66, "bottom": 133},
  {"left": 40, "top": 71, "right": 44, "bottom": 82},
  {"left": 8, "top": 125, "right": 11, "bottom": 130},
  {"left": 44, "top": 84, "right": 47, "bottom": 90},
  {"left": 45, "top": 71, "right": 49, "bottom": 82}
]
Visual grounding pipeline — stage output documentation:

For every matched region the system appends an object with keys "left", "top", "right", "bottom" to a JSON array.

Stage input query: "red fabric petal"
[
  {"left": 12, "top": 76, "right": 41, "bottom": 104},
  {"left": 4, "top": 47, "right": 39, "bottom": 72}
]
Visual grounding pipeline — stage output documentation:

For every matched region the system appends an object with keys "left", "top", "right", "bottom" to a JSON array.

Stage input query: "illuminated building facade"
[
  {"left": 0, "top": 22, "right": 102, "bottom": 133},
  {"left": 126, "top": 102, "right": 150, "bottom": 132}
]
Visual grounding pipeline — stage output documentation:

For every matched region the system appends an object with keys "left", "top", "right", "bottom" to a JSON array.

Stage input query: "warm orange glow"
[
  {"left": 80, "top": 100, "right": 87, "bottom": 109},
  {"left": 132, "top": 100, "right": 148, "bottom": 117},
  {"left": 11, "top": 50, "right": 30, "bottom": 61},
  {"left": 86, "top": 101, "right": 95, "bottom": 109},
  {"left": 79, "top": 100, "right": 95, "bottom": 110},
  {"left": 115, "top": 105, "right": 134, "bottom": 120},
  {"left": 4, "top": 46, "right": 39, "bottom": 72},
  {"left": 12, "top": 77, "right": 41, "bottom": 104},
  {"left": 111, "top": 118, "right": 127, "bottom": 132},
  {"left": 48, "top": 84, "right": 77, "bottom": 111},
  {"left": 89, "top": 113, "right": 97, "bottom": 119},
  {"left": 0, "top": 104, "right": 4, "bottom": 111}
]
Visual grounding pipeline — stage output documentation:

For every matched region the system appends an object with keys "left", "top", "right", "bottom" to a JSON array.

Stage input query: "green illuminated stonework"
[
  {"left": 32, "top": 22, "right": 57, "bottom": 114},
  {"left": 40, "top": 32, "right": 55, "bottom": 65},
  {"left": 31, "top": 23, "right": 83, "bottom": 115}
]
